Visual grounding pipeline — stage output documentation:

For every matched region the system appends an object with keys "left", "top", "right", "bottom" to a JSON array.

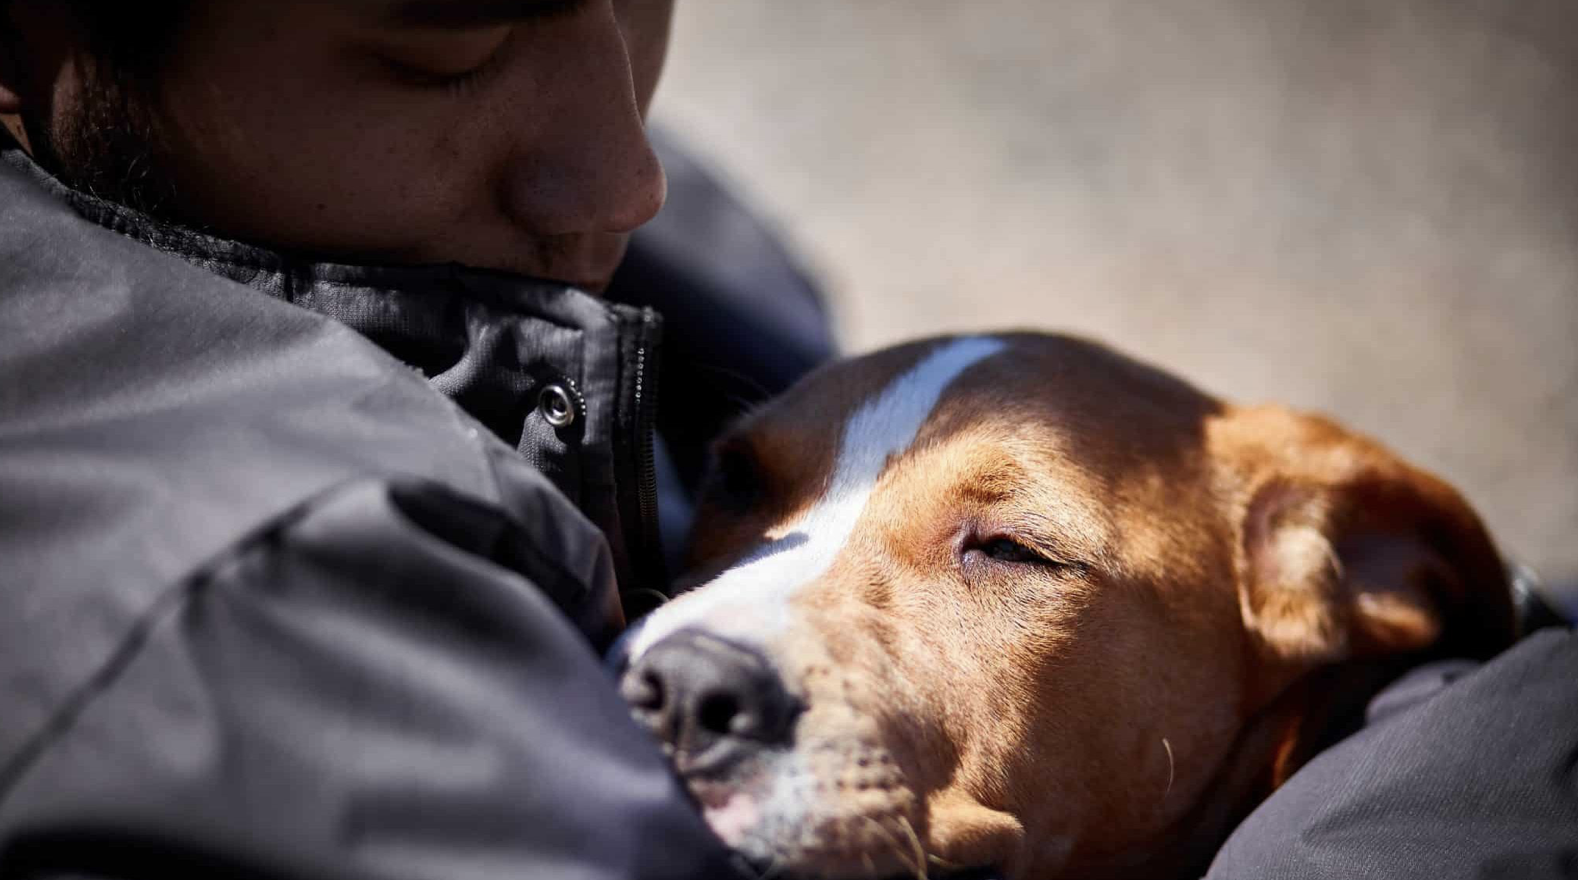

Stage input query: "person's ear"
[
  {"left": 0, "top": 44, "right": 22, "bottom": 115},
  {"left": 0, "top": 0, "right": 22, "bottom": 111},
  {"left": 1222, "top": 408, "right": 1515, "bottom": 701},
  {"left": 0, "top": 64, "right": 27, "bottom": 149}
]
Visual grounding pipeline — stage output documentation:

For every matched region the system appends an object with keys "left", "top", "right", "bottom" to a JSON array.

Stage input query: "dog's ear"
[{"left": 1221, "top": 408, "right": 1514, "bottom": 691}]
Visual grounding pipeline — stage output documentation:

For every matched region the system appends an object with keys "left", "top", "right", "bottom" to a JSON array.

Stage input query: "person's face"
[{"left": 0, "top": 0, "right": 674, "bottom": 291}]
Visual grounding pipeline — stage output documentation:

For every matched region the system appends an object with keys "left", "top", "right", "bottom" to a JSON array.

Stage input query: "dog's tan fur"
[{"left": 668, "top": 333, "right": 1513, "bottom": 879}]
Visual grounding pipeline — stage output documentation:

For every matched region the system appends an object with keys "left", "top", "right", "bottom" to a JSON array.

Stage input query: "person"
[{"left": 0, "top": 1, "right": 830, "bottom": 877}]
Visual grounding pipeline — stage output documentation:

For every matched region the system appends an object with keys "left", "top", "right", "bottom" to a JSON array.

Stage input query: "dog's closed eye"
[
  {"left": 974, "top": 537, "right": 1047, "bottom": 565},
  {"left": 963, "top": 534, "right": 1083, "bottom": 573}
]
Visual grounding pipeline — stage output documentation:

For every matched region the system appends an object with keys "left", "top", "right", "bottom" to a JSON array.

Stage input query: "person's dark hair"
[{"left": 3, "top": 0, "right": 191, "bottom": 215}]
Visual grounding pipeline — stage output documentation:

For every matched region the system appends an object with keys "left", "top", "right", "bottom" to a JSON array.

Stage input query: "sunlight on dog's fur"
[{"left": 616, "top": 333, "right": 1514, "bottom": 880}]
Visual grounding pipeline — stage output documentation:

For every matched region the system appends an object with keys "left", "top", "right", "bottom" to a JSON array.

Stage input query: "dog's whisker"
[
  {"left": 1162, "top": 736, "right": 1176, "bottom": 800},
  {"left": 860, "top": 815, "right": 906, "bottom": 871},
  {"left": 897, "top": 815, "right": 930, "bottom": 880},
  {"left": 860, "top": 814, "right": 926, "bottom": 880}
]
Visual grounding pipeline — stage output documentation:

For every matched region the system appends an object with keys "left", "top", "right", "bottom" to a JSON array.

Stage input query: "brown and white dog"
[{"left": 613, "top": 333, "right": 1514, "bottom": 880}]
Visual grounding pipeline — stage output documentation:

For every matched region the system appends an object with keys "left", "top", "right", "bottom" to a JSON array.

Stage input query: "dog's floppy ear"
[{"left": 1222, "top": 407, "right": 1514, "bottom": 686}]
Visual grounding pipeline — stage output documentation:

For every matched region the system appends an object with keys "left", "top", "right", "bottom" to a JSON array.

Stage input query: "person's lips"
[{"left": 515, "top": 231, "right": 630, "bottom": 293}]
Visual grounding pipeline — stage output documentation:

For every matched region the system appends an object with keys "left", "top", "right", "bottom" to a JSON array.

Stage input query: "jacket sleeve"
[
  {"left": 0, "top": 477, "right": 740, "bottom": 880},
  {"left": 1205, "top": 627, "right": 1578, "bottom": 880}
]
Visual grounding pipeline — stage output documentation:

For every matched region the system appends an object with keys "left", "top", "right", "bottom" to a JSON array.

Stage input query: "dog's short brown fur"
[{"left": 628, "top": 333, "right": 1514, "bottom": 879}]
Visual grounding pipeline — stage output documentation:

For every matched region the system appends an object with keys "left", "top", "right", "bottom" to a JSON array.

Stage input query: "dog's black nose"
[{"left": 619, "top": 631, "right": 797, "bottom": 768}]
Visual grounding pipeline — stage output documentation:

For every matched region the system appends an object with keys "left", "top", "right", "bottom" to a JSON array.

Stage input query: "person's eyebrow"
[{"left": 375, "top": 0, "right": 588, "bottom": 29}]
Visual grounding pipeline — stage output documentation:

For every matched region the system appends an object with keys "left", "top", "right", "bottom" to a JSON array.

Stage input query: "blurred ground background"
[{"left": 650, "top": 0, "right": 1578, "bottom": 596}]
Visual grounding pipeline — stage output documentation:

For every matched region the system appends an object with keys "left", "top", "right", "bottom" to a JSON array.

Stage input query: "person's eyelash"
[
  {"left": 381, "top": 37, "right": 511, "bottom": 95},
  {"left": 378, "top": 0, "right": 590, "bottom": 95},
  {"left": 437, "top": 48, "right": 507, "bottom": 95}
]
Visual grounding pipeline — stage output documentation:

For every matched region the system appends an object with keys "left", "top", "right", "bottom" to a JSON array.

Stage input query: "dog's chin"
[
  {"left": 730, "top": 861, "right": 1004, "bottom": 880},
  {"left": 724, "top": 847, "right": 1002, "bottom": 880},
  {"left": 724, "top": 848, "right": 1003, "bottom": 880},
  {"left": 678, "top": 740, "right": 949, "bottom": 880}
]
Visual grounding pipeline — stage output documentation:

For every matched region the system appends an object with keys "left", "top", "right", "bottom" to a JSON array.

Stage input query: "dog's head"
[{"left": 613, "top": 334, "right": 1513, "bottom": 880}]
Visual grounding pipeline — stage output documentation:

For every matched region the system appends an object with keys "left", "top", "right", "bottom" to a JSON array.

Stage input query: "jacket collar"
[
  {"left": 1, "top": 138, "right": 669, "bottom": 590},
  {"left": 1, "top": 136, "right": 642, "bottom": 425}
]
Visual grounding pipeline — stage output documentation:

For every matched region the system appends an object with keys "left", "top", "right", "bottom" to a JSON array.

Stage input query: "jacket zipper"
[{"left": 626, "top": 307, "right": 666, "bottom": 588}]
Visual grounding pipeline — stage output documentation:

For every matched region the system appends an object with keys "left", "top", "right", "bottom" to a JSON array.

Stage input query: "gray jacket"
[{"left": 0, "top": 138, "right": 760, "bottom": 877}]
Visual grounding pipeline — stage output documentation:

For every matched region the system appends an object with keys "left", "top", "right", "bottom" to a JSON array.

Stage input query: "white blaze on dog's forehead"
[{"left": 626, "top": 336, "right": 1007, "bottom": 660}]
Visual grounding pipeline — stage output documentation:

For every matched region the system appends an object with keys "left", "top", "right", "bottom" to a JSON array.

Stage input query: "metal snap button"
[{"left": 539, "top": 383, "right": 576, "bottom": 428}]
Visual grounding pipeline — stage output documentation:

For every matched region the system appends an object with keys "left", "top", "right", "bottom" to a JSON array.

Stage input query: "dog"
[{"left": 612, "top": 333, "right": 1515, "bottom": 879}]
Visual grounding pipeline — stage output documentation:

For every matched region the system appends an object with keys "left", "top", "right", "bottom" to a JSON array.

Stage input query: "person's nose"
[
  {"left": 619, "top": 631, "right": 799, "bottom": 772},
  {"left": 499, "top": 2, "right": 666, "bottom": 237}
]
